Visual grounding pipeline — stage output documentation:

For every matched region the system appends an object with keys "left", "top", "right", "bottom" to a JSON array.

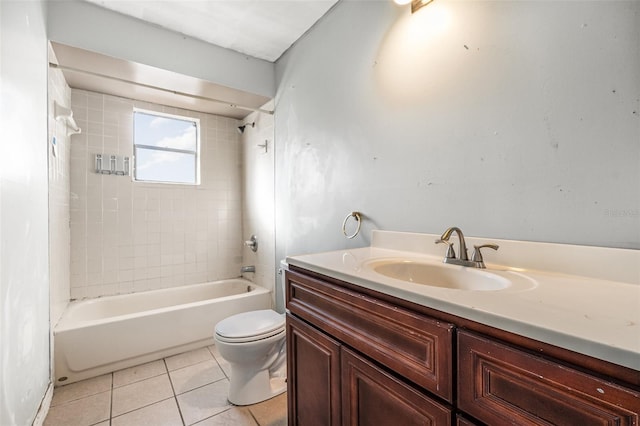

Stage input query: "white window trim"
[{"left": 132, "top": 108, "right": 201, "bottom": 185}]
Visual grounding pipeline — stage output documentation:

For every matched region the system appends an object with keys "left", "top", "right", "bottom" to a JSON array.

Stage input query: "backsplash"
[{"left": 69, "top": 90, "right": 243, "bottom": 299}]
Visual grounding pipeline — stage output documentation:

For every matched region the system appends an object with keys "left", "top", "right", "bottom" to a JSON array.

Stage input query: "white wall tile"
[
  {"left": 69, "top": 89, "right": 242, "bottom": 297},
  {"left": 48, "top": 61, "right": 73, "bottom": 326}
]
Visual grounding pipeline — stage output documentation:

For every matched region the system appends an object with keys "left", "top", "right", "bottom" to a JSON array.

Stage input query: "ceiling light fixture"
[{"left": 394, "top": 0, "right": 435, "bottom": 13}]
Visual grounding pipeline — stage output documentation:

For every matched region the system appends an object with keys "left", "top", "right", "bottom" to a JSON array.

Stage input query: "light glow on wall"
[{"left": 374, "top": 2, "right": 456, "bottom": 105}]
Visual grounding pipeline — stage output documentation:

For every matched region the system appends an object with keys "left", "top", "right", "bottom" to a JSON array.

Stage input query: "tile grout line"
[
  {"left": 167, "top": 357, "right": 218, "bottom": 374},
  {"left": 110, "top": 362, "right": 177, "bottom": 420},
  {"left": 164, "top": 357, "right": 187, "bottom": 426},
  {"left": 247, "top": 407, "right": 261, "bottom": 426},
  {"left": 112, "top": 366, "right": 166, "bottom": 389},
  {"left": 207, "top": 345, "right": 230, "bottom": 380},
  {"left": 111, "top": 396, "right": 177, "bottom": 423},
  {"left": 109, "top": 372, "right": 114, "bottom": 426}
]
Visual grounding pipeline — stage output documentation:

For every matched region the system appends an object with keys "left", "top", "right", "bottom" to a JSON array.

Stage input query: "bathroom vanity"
[{"left": 285, "top": 231, "right": 640, "bottom": 425}]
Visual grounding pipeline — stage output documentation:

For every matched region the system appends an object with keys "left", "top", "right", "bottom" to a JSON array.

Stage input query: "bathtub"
[{"left": 54, "top": 279, "right": 271, "bottom": 385}]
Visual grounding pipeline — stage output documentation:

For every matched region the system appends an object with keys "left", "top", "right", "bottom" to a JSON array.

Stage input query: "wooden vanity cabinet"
[
  {"left": 456, "top": 415, "right": 480, "bottom": 426},
  {"left": 286, "top": 269, "right": 454, "bottom": 426},
  {"left": 458, "top": 330, "right": 640, "bottom": 425},
  {"left": 286, "top": 267, "right": 640, "bottom": 426}
]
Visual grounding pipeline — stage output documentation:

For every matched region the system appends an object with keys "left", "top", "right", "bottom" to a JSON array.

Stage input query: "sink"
[{"left": 365, "top": 259, "right": 511, "bottom": 291}]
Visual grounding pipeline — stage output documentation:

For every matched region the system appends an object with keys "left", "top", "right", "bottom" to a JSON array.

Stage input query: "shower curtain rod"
[{"left": 48, "top": 62, "right": 274, "bottom": 116}]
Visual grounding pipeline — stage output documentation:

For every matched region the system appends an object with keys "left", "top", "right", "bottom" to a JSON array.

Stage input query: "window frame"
[{"left": 132, "top": 108, "right": 201, "bottom": 185}]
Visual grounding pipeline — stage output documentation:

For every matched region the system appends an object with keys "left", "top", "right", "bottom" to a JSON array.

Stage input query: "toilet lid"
[{"left": 215, "top": 309, "right": 285, "bottom": 339}]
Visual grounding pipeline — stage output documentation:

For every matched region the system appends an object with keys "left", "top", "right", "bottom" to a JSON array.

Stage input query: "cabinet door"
[
  {"left": 287, "top": 314, "right": 341, "bottom": 426},
  {"left": 342, "top": 347, "right": 452, "bottom": 426},
  {"left": 458, "top": 330, "right": 640, "bottom": 426}
]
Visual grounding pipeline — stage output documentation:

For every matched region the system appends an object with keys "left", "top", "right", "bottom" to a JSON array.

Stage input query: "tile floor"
[{"left": 44, "top": 345, "right": 287, "bottom": 426}]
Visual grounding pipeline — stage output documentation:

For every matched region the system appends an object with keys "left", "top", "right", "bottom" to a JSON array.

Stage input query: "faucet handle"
[
  {"left": 471, "top": 244, "right": 499, "bottom": 268},
  {"left": 435, "top": 239, "right": 456, "bottom": 259}
]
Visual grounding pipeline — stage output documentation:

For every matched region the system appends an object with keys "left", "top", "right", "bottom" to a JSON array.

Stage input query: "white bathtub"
[{"left": 54, "top": 279, "right": 271, "bottom": 385}]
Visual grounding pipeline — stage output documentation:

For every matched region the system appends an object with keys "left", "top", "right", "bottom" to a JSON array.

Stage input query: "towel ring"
[{"left": 342, "top": 212, "right": 362, "bottom": 239}]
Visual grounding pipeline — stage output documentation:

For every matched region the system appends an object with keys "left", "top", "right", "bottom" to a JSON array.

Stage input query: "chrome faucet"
[
  {"left": 435, "top": 227, "right": 499, "bottom": 268},
  {"left": 241, "top": 265, "right": 256, "bottom": 273},
  {"left": 436, "top": 226, "right": 469, "bottom": 262}
]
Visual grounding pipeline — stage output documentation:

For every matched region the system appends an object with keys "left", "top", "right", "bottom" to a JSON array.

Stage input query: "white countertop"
[{"left": 286, "top": 231, "right": 640, "bottom": 371}]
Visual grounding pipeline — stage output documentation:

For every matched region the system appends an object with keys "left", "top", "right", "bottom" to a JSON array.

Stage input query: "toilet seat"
[{"left": 215, "top": 309, "right": 285, "bottom": 343}]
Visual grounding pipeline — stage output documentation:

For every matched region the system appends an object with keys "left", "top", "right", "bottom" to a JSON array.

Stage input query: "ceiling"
[
  {"left": 82, "top": 0, "right": 339, "bottom": 63},
  {"left": 51, "top": 0, "right": 338, "bottom": 119}
]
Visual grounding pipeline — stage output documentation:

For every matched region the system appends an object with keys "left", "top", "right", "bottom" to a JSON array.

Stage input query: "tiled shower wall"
[
  {"left": 48, "top": 57, "right": 72, "bottom": 323},
  {"left": 240, "top": 106, "right": 277, "bottom": 306},
  {"left": 69, "top": 89, "right": 243, "bottom": 299}
]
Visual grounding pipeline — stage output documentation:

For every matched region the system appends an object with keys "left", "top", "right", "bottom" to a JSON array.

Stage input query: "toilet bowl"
[{"left": 213, "top": 261, "right": 288, "bottom": 405}]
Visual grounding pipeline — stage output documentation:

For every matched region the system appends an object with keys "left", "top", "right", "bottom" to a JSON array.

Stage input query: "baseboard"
[{"left": 32, "top": 382, "right": 53, "bottom": 426}]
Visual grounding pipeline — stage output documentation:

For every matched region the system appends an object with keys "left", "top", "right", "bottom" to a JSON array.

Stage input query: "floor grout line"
[
  {"left": 164, "top": 358, "right": 187, "bottom": 426},
  {"left": 109, "top": 372, "right": 114, "bottom": 426},
  {"left": 112, "top": 395, "right": 176, "bottom": 418},
  {"left": 207, "top": 345, "right": 230, "bottom": 380}
]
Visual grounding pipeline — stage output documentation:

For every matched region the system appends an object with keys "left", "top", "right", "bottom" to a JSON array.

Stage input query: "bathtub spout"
[{"left": 241, "top": 265, "right": 256, "bottom": 273}]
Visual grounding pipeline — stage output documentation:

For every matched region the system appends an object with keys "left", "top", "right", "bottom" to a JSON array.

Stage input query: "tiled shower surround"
[
  {"left": 48, "top": 61, "right": 72, "bottom": 324},
  {"left": 69, "top": 90, "right": 243, "bottom": 299}
]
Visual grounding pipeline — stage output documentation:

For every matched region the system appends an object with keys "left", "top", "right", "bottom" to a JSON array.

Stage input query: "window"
[{"left": 133, "top": 109, "right": 200, "bottom": 184}]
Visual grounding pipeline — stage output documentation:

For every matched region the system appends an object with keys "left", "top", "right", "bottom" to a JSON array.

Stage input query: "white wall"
[
  {"left": 48, "top": 45, "right": 72, "bottom": 326},
  {"left": 47, "top": 0, "right": 275, "bottom": 98},
  {"left": 275, "top": 0, "right": 640, "bottom": 266},
  {"left": 240, "top": 106, "right": 277, "bottom": 307},
  {"left": 0, "top": 1, "right": 51, "bottom": 425},
  {"left": 69, "top": 90, "right": 243, "bottom": 298}
]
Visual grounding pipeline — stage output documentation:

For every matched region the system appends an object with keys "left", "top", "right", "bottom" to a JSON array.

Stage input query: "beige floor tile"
[
  {"left": 165, "top": 347, "right": 213, "bottom": 371},
  {"left": 207, "top": 345, "right": 220, "bottom": 358},
  {"left": 93, "top": 422, "right": 109, "bottom": 426},
  {"left": 176, "top": 379, "right": 231, "bottom": 425},
  {"left": 192, "top": 407, "right": 257, "bottom": 426},
  {"left": 111, "top": 398, "right": 183, "bottom": 426},
  {"left": 248, "top": 392, "right": 287, "bottom": 426},
  {"left": 51, "top": 374, "right": 112, "bottom": 407},
  {"left": 208, "top": 345, "right": 231, "bottom": 378},
  {"left": 44, "top": 390, "right": 110, "bottom": 426},
  {"left": 169, "top": 360, "right": 226, "bottom": 395},
  {"left": 112, "top": 374, "right": 174, "bottom": 417},
  {"left": 113, "top": 359, "right": 167, "bottom": 387}
]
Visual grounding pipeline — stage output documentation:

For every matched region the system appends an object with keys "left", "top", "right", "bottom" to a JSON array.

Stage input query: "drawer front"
[
  {"left": 458, "top": 330, "right": 640, "bottom": 426},
  {"left": 286, "top": 270, "right": 454, "bottom": 402},
  {"left": 342, "top": 347, "right": 452, "bottom": 426}
]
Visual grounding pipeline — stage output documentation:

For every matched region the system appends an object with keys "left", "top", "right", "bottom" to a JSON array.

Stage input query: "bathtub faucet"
[{"left": 241, "top": 265, "right": 256, "bottom": 273}]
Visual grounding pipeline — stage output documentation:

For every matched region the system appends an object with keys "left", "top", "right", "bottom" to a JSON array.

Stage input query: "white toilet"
[{"left": 213, "top": 263, "right": 287, "bottom": 405}]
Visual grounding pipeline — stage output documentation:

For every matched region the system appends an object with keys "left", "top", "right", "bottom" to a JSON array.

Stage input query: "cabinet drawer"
[
  {"left": 286, "top": 270, "right": 454, "bottom": 402},
  {"left": 458, "top": 330, "right": 640, "bottom": 425},
  {"left": 342, "top": 347, "right": 452, "bottom": 425}
]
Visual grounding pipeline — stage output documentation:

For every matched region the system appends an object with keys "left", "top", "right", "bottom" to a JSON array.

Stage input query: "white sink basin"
[{"left": 365, "top": 259, "right": 513, "bottom": 291}]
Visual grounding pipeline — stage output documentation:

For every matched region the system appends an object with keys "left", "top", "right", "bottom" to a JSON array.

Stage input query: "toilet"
[{"left": 213, "top": 262, "right": 287, "bottom": 405}]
